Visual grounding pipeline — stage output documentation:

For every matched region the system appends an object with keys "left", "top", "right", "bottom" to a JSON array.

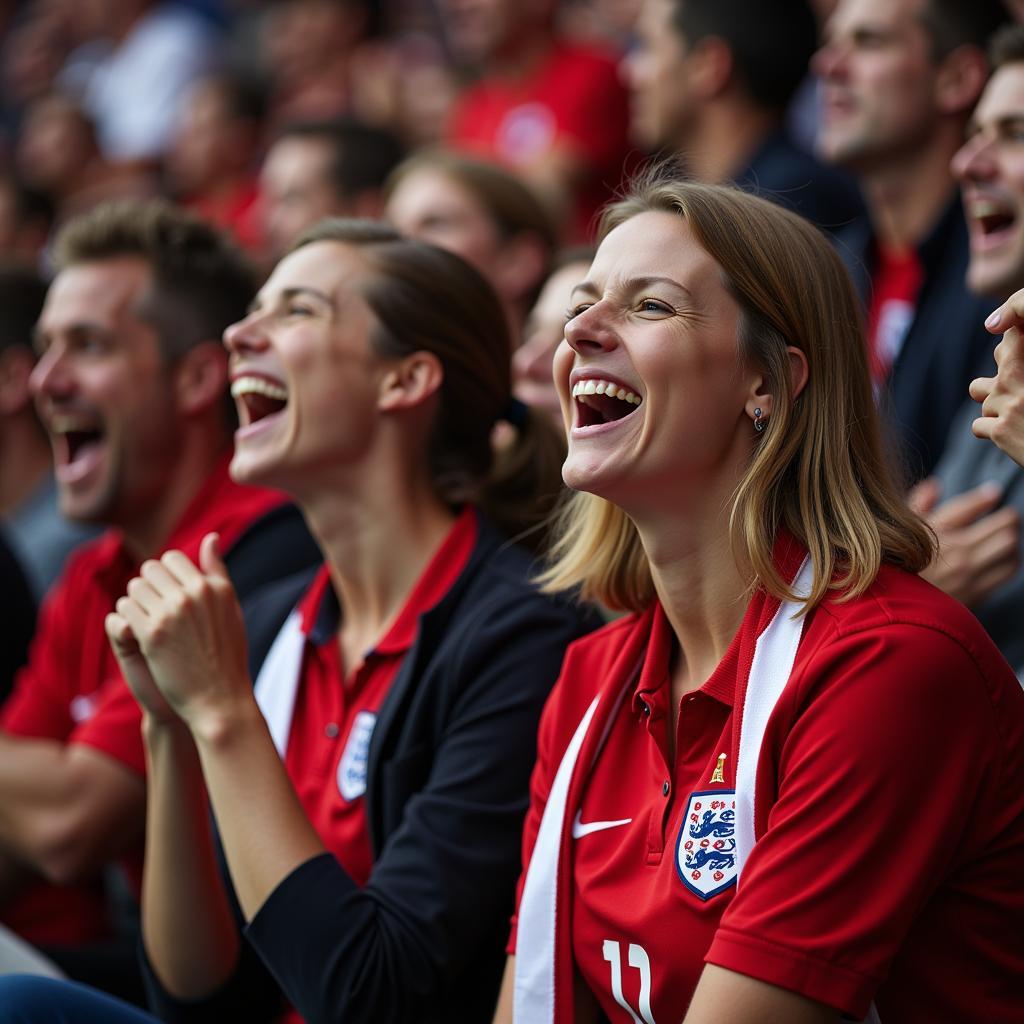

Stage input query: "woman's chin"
[{"left": 229, "top": 448, "right": 276, "bottom": 489}]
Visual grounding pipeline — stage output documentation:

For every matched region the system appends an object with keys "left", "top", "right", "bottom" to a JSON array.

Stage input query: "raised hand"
[
  {"left": 971, "top": 316, "right": 1024, "bottom": 469},
  {"left": 112, "top": 533, "right": 252, "bottom": 734},
  {"left": 105, "top": 610, "right": 180, "bottom": 725},
  {"left": 909, "top": 478, "right": 1020, "bottom": 607}
]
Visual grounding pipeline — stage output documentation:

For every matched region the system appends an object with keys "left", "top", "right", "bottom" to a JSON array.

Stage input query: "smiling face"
[
  {"left": 953, "top": 62, "right": 1024, "bottom": 297},
  {"left": 30, "top": 257, "right": 180, "bottom": 527},
  {"left": 224, "top": 240, "right": 387, "bottom": 492},
  {"left": 814, "top": 0, "right": 940, "bottom": 171},
  {"left": 554, "top": 211, "right": 758, "bottom": 514}
]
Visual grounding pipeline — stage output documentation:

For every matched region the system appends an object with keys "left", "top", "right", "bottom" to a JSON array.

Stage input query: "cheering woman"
[
  {"left": 0, "top": 221, "right": 596, "bottom": 1022},
  {"left": 494, "top": 179, "right": 1024, "bottom": 1024}
]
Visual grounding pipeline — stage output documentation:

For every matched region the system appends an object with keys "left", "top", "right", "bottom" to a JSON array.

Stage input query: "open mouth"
[
  {"left": 970, "top": 198, "right": 1017, "bottom": 242},
  {"left": 50, "top": 415, "right": 105, "bottom": 480},
  {"left": 231, "top": 375, "right": 288, "bottom": 429},
  {"left": 571, "top": 378, "right": 642, "bottom": 428}
]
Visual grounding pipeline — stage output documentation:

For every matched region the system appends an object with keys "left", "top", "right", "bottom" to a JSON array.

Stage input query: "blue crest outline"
[{"left": 674, "top": 788, "right": 737, "bottom": 902}]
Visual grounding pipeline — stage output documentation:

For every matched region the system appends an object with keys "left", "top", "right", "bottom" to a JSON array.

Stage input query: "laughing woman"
[
  {"left": 494, "top": 180, "right": 1024, "bottom": 1024},
  {"left": 0, "top": 221, "right": 597, "bottom": 1023}
]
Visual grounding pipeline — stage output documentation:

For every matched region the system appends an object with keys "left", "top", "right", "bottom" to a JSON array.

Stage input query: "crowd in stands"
[{"left": 0, "top": 0, "right": 1022, "bottom": 1021}]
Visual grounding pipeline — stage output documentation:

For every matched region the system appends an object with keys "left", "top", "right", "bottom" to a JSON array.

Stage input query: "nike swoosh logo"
[{"left": 571, "top": 810, "right": 633, "bottom": 839}]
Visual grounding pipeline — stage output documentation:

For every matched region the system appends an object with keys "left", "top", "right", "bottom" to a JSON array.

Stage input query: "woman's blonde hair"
[{"left": 540, "top": 176, "right": 935, "bottom": 612}]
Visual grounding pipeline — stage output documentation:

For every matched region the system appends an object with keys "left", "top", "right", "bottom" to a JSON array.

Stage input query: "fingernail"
[{"left": 986, "top": 310, "right": 1002, "bottom": 328}]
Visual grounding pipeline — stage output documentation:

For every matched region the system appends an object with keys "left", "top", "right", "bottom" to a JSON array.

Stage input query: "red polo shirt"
[
  {"left": 283, "top": 506, "right": 477, "bottom": 888},
  {"left": 0, "top": 454, "right": 287, "bottom": 946},
  {"left": 511, "top": 561, "right": 1024, "bottom": 1022}
]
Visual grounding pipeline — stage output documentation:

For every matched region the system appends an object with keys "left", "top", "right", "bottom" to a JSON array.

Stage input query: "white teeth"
[
  {"left": 571, "top": 379, "right": 641, "bottom": 405},
  {"left": 231, "top": 376, "right": 288, "bottom": 401}
]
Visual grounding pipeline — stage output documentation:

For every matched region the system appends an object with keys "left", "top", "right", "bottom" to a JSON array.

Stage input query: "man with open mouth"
[
  {"left": 814, "top": 0, "right": 1007, "bottom": 483},
  {"left": 0, "top": 200, "right": 318, "bottom": 994},
  {"left": 917, "top": 23, "right": 1024, "bottom": 681}
]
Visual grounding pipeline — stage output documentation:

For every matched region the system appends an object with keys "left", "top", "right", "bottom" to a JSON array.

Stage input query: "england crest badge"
[
  {"left": 675, "top": 790, "right": 737, "bottom": 901},
  {"left": 337, "top": 711, "right": 377, "bottom": 801}
]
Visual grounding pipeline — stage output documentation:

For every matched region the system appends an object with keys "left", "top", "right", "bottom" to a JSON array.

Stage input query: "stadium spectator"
[
  {"left": 493, "top": 176, "right": 1024, "bottom": 1024},
  {"left": 15, "top": 94, "right": 154, "bottom": 228},
  {"left": 259, "top": 0, "right": 375, "bottom": 129},
  {"left": 440, "top": 0, "right": 631, "bottom": 240},
  {"left": 0, "top": 174, "right": 52, "bottom": 267},
  {"left": 386, "top": 150, "right": 555, "bottom": 339},
  {"left": 907, "top": 23, "right": 1024, "bottom": 676},
  {"left": 259, "top": 119, "right": 405, "bottom": 261},
  {"left": 513, "top": 248, "right": 593, "bottom": 424},
  {"left": 814, "top": 0, "right": 1009, "bottom": 482},
  {"left": 0, "top": 264, "right": 96, "bottom": 600},
  {"left": 0, "top": 201, "right": 318, "bottom": 994},
  {"left": 57, "top": 0, "right": 219, "bottom": 165},
  {"left": 0, "top": 220, "right": 599, "bottom": 1022},
  {"left": 165, "top": 74, "right": 266, "bottom": 251},
  {"left": 623, "top": 0, "right": 863, "bottom": 234}
]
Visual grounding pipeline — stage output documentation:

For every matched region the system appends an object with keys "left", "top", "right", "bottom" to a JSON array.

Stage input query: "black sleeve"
[
  {"left": 0, "top": 529, "right": 36, "bottom": 705},
  {"left": 223, "top": 503, "right": 321, "bottom": 604},
  {"left": 242, "top": 586, "right": 596, "bottom": 1023}
]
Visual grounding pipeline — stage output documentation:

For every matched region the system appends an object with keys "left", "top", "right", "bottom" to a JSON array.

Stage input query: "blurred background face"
[
  {"left": 166, "top": 80, "right": 251, "bottom": 197},
  {"left": 439, "top": 0, "right": 553, "bottom": 64},
  {"left": 954, "top": 62, "right": 1024, "bottom": 297},
  {"left": 260, "top": 136, "right": 341, "bottom": 258},
  {"left": 263, "top": 0, "right": 366, "bottom": 84},
  {"left": 513, "top": 259, "right": 590, "bottom": 424},
  {"left": 30, "top": 258, "right": 180, "bottom": 527},
  {"left": 17, "top": 95, "right": 96, "bottom": 197},
  {"left": 385, "top": 167, "right": 504, "bottom": 283},
  {"left": 622, "top": 0, "right": 693, "bottom": 151},
  {"left": 814, "top": 0, "right": 940, "bottom": 171}
]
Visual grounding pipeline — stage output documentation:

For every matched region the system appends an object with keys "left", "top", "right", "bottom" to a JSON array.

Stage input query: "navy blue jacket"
[
  {"left": 735, "top": 130, "right": 865, "bottom": 238},
  {"left": 142, "top": 516, "right": 601, "bottom": 1024},
  {"left": 836, "top": 195, "right": 995, "bottom": 484}
]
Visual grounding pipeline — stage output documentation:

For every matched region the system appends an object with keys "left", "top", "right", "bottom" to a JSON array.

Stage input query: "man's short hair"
[
  {"left": 276, "top": 119, "right": 406, "bottom": 205},
  {"left": 671, "top": 0, "right": 817, "bottom": 113},
  {"left": 53, "top": 199, "right": 255, "bottom": 361},
  {"left": 989, "top": 22, "right": 1024, "bottom": 71},
  {"left": 0, "top": 264, "right": 48, "bottom": 356},
  {"left": 919, "top": 0, "right": 1008, "bottom": 61}
]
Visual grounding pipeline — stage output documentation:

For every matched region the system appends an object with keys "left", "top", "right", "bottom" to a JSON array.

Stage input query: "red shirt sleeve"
[
  {"left": 707, "top": 622, "right": 1012, "bottom": 1018},
  {"left": 70, "top": 674, "right": 146, "bottom": 777}
]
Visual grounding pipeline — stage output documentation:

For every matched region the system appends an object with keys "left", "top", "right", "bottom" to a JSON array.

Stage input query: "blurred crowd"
[{"left": 1, "top": 0, "right": 1024, "bottom": 1016}]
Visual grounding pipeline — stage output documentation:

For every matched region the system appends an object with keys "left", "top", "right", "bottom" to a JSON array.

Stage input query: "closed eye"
[{"left": 565, "top": 303, "right": 592, "bottom": 323}]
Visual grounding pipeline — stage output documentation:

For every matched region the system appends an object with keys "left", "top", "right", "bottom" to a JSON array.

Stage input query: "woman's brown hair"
[
  {"left": 292, "top": 218, "right": 564, "bottom": 546},
  {"left": 539, "top": 176, "right": 935, "bottom": 611}
]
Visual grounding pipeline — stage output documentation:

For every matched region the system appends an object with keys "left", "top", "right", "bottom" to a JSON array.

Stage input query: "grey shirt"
[{"left": 933, "top": 397, "right": 1024, "bottom": 680}]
